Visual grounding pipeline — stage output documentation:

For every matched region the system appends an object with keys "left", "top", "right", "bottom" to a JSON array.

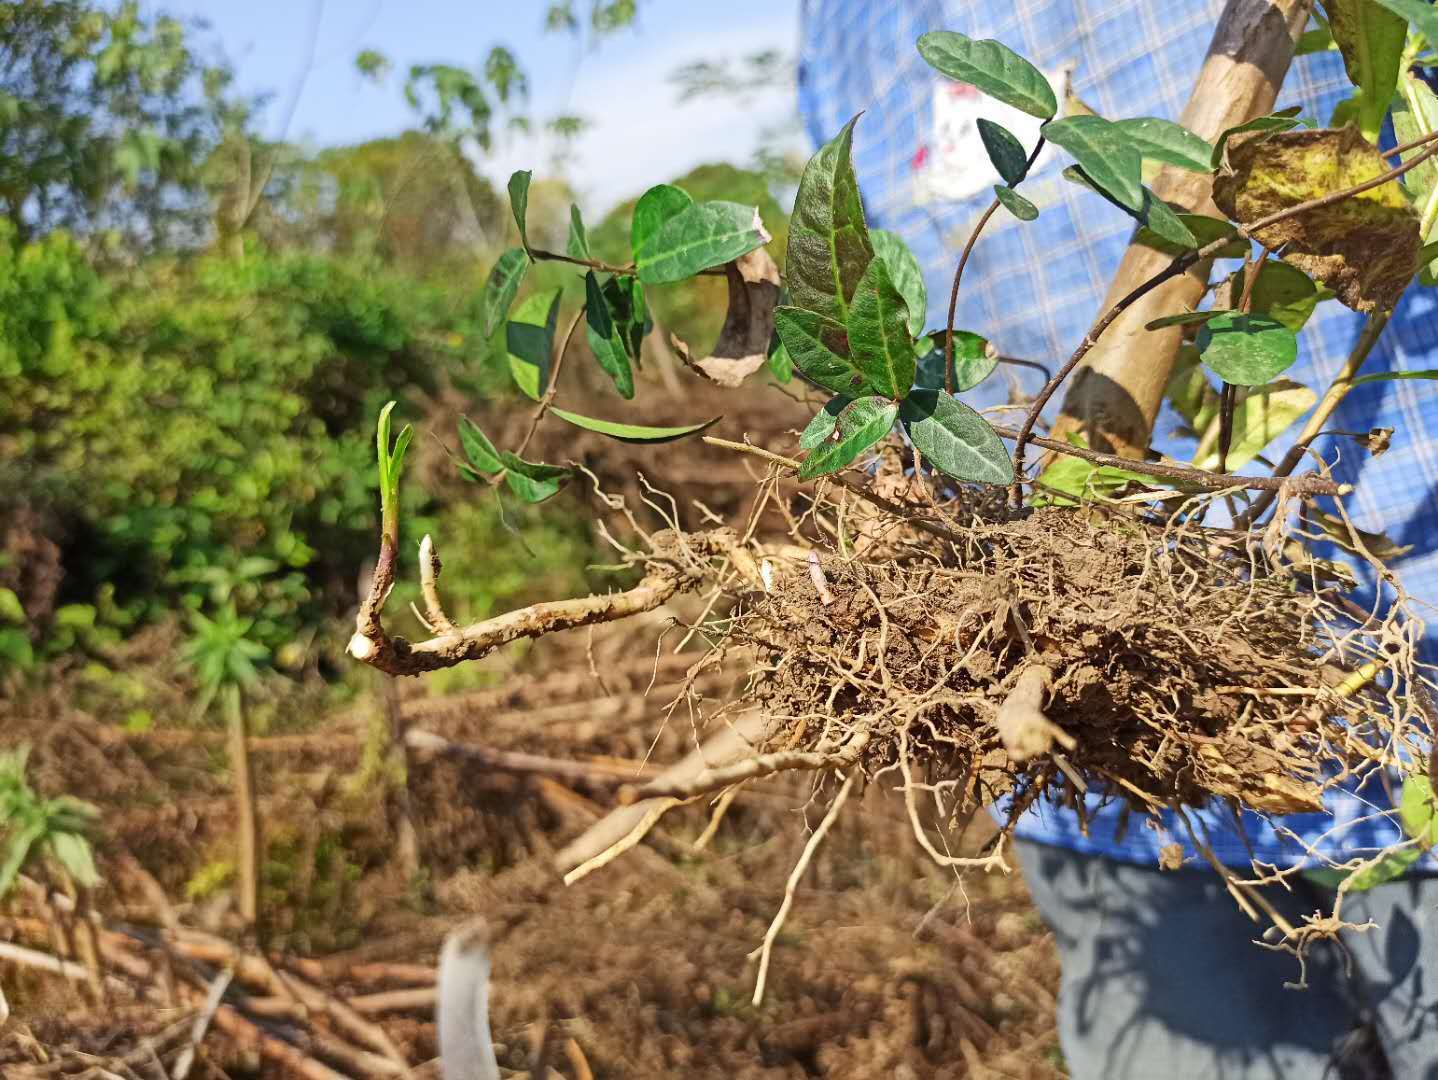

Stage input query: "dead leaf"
[
  {"left": 1158, "top": 843, "right": 1186, "bottom": 871},
  {"left": 1212, "top": 127, "right": 1420, "bottom": 312},
  {"left": 670, "top": 246, "right": 780, "bottom": 387},
  {"left": 1364, "top": 427, "right": 1393, "bottom": 456},
  {"left": 1308, "top": 508, "right": 1413, "bottom": 561}
]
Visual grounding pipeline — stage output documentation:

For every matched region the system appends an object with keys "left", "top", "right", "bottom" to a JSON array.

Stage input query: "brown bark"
[{"left": 1047, "top": 0, "right": 1314, "bottom": 458}]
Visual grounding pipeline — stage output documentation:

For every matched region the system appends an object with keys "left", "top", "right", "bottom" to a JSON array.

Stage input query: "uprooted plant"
[{"left": 347, "top": 8, "right": 1438, "bottom": 994}]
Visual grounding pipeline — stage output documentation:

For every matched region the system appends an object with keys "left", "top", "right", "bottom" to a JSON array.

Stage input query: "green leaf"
[
  {"left": 978, "top": 118, "right": 1029, "bottom": 185},
  {"left": 1326, "top": 0, "right": 1407, "bottom": 143},
  {"left": 567, "top": 203, "right": 591, "bottom": 260},
  {"left": 458, "top": 417, "right": 503, "bottom": 476},
  {"left": 871, "top": 229, "right": 927, "bottom": 335},
  {"left": 1393, "top": 73, "right": 1438, "bottom": 276},
  {"left": 901, "top": 390, "right": 1013, "bottom": 485},
  {"left": 46, "top": 831, "right": 99, "bottom": 889},
  {"left": 774, "top": 306, "right": 868, "bottom": 396},
  {"left": 1210, "top": 113, "right": 1304, "bottom": 168},
  {"left": 506, "top": 288, "right": 562, "bottom": 401},
  {"left": 1192, "top": 380, "right": 1317, "bottom": 471},
  {"left": 0, "top": 629, "right": 33, "bottom": 669},
  {"left": 1111, "top": 117, "right": 1214, "bottom": 172},
  {"left": 481, "top": 247, "right": 530, "bottom": 338},
  {"left": 1195, "top": 312, "right": 1299, "bottom": 385},
  {"left": 1136, "top": 214, "right": 1249, "bottom": 259},
  {"left": 585, "top": 272, "right": 635, "bottom": 398},
  {"left": 0, "top": 822, "right": 45, "bottom": 899},
  {"left": 548, "top": 407, "right": 721, "bottom": 443},
  {"left": 1351, "top": 368, "right": 1438, "bottom": 387},
  {"left": 800, "top": 395, "right": 853, "bottom": 450},
  {"left": 1042, "top": 115, "right": 1144, "bottom": 211},
  {"left": 914, "top": 331, "right": 998, "bottom": 392},
  {"left": 916, "top": 31, "right": 1057, "bottom": 119},
  {"left": 1230, "top": 260, "right": 1330, "bottom": 332},
  {"left": 500, "top": 452, "right": 569, "bottom": 503},
  {"left": 1145, "top": 310, "right": 1232, "bottom": 331},
  {"left": 798, "top": 397, "right": 899, "bottom": 479},
  {"left": 786, "top": 114, "right": 875, "bottom": 325},
  {"left": 1063, "top": 166, "right": 1194, "bottom": 247},
  {"left": 0, "top": 588, "right": 23, "bottom": 625},
  {"left": 846, "top": 257, "right": 917, "bottom": 398},
  {"left": 635, "top": 200, "right": 768, "bottom": 285},
  {"left": 993, "top": 184, "right": 1039, "bottom": 221},
  {"left": 631, "top": 184, "right": 694, "bottom": 262},
  {"left": 1296, "top": 20, "right": 1335, "bottom": 56},
  {"left": 508, "top": 169, "right": 532, "bottom": 247},
  {"left": 1033, "top": 435, "right": 1148, "bottom": 506},
  {"left": 1373, "top": 0, "right": 1438, "bottom": 48},
  {"left": 767, "top": 340, "right": 793, "bottom": 382}
]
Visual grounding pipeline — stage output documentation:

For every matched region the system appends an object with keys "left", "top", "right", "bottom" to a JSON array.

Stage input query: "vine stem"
[
  {"left": 510, "top": 303, "right": 587, "bottom": 465},
  {"left": 944, "top": 139, "right": 1046, "bottom": 394},
  {"left": 526, "top": 248, "right": 725, "bottom": 278},
  {"left": 1008, "top": 137, "right": 1438, "bottom": 504}
]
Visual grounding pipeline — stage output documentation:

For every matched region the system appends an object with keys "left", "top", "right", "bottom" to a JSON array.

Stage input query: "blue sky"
[{"left": 162, "top": 1, "right": 802, "bottom": 213}]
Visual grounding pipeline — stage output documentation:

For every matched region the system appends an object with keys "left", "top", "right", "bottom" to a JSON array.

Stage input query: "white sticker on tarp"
[{"left": 912, "top": 66, "right": 1072, "bottom": 205}]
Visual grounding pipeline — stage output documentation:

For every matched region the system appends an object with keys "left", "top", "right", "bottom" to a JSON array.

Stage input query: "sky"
[{"left": 160, "top": 0, "right": 803, "bottom": 214}]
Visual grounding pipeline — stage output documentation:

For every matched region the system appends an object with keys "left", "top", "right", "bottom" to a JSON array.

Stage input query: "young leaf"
[
  {"left": 994, "top": 184, "right": 1039, "bottom": 221},
  {"left": 871, "top": 229, "right": 928, "bottom": 335},
  {"left": 506, "top": 288, "right": 562, "bottom": 400},
  {"left": 1195, "top": 312, "right": 1299, "bottom": 385},
  {"left": 1145, "top": 310, "right": 1232, "bottom": 331},
  {"left": 1326, "top": 0, "right": 1407, "bottom": 143},
  {"left": 1063, "top": 167, "right": 1195, "bottom": 248},
  {"left": 548, "top": 407, "right": 721, "bottom": 443},
  {"left": 916, "top": 31, "right": 1057, "bottom": 119},
  {"left": 1136, "top": 214, "right": 1249, "bottom": 258},
  {"left": 1192, "top": 380, "right": 1317, "bottom": 471},
  {"left": 846, "top": 257, "right": 917, "bottom": 399},
  {"left": 774, "top": 306, "right": 868, "bottom": 396},
  {"left": 635, "top": 200, "right": 769, "bottom": 285},
  {"left": 508, "top": 169, "right": 532, "bottom": 247},
  {"left": 458, "top": 417, "right": 503, "bottom": 475},
  {"left": 798, "top": 397, "right": 899, "bottom": 480},
  {"left": 1042, "top": 115, "right": 1144, "bottom": 211},
  {"left": 481, "top": 247, "right": 530, "bottom": 338},
  {"left": 767, "top": 339, "right": 793, "bottom": 382},
  {"left": 1111, "top": 117, "right": 1214, "bottom": 172},
  {"left": 631, "top": 184, "right": 694, "bottom": 262},
  {"left": 900, "top": 390, "right": 1013, "bottom": 485},
  {"left": 978, "top": 118, "right": 1029, "bottom": 185},
  {"left": 500, "top": 452, "right": 569, "bottom": 503},
  {"left": 800, "top": 395, "right": 853, "bottom": 450},
  {"left": 585, "top": 272, "right": 635, "bottom": 398},
  {"left": 787, "top": 114, "right": 874, "bottom": 325},
  {"left": 1210, "top": 113, "right": 1304, "bottom": 168},
  {"left": 915, "top": 331, "right": 999, "bottom": 392},
  {"left": 1034, "top": 435, "right": 1148, "bottom": 506},
  {"left": 567, "top": 203, "right": 591, "bottom": 260}
]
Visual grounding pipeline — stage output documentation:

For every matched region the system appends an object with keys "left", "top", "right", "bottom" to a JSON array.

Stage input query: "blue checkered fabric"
[{"left": 797, "top": 0, "right": 1438, "bottom": 869}]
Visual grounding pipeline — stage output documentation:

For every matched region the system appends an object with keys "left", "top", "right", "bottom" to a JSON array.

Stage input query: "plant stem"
[
  {"left": 226, "top": 683, "right": 259, "bottom": 933},
  {"left": 510, "top": 303, "right": 587, "bottom": 464},
  {"left": 944, "top": 139, "right": 1045, "bottom": 394},
  {"left": 1234, "top": 308, "right": 1390, "bottom": 528},
  {"left": 526, "top": 248, "right": 725, "bottom": 278}
]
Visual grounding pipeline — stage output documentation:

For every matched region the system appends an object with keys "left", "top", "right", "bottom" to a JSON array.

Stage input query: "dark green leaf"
[
  {"left": 636, "top": 200, "right": 769, "bottom": 285},
  {"left": 1111, "top": 117, "right": 1214, "bottom": 172},
  {"left": 500, "top": 452, "right": 569, "bottom": 503},
  {"left": 900, "top": 390, "right": 1013, "bottom": 485},
  {"left": 774, "top": 306, "right": 869, "bottom": 396},
  {"left": 846, "top": 257, "right": 917, "bottom": 399},
  {"left": 1145, "top": 310, "right": 1232, "bottom": 331},
  {"left": 915, "top": 331, "right": 998, "bottom": 392},
  {"left": 1230, "top": 260, "right": 1329, "bottom": 332},
  {"left": 548, "top": 407, "right": 721, "bottom": 443},
  {"left": 978, "top": 118, "right": 1029, "bottom": 185},
  {"left": 508, "top": 169, "right": 532, "bottom": 247},
  {"left": 481, "top": 247, "right": 530, "bottom": 338},
  {"left": 800, "top": 395, "right": 853, "bottom": 450},
  {"left": 787, "top": 114, "right": 874, "bottom": 324},
  {"left": 1195, "top": 312, "right": 1299, "bottom": 385},
  {"left": 584, "top": 272, "right": 635, "bottom": 398},
  {"left": 767, "top": 340, "right": 793, "bottom": 382},
  {"left": 458, "top": 417, "right": 503, "bottom": 476},
  {"left": 1042, "top": 115, "right": 1144, "bottom": 211},
  {"left": 506, "top": 288, "right": 561, "bottom": 400},
  {"left": 1064, "top": 167, "right": 1195, "bottom": 248},
  {"left": 567, "top": 203, "right": 591, "bottom": 260},
  {"left": 1211, "top": 113, "right": 1304, "bottom": 168},
  {"left": 1136, "top": 214, "right": 1249, "bottom": 258},
  {"left": 631, "top": 184, "right": 694, "bottom": 262},
  {"left": 871, "top": 229, "right": 927, "bottom": 335},
  {"left": 798, "top": 397, "right": 899, "bottom": 479},
  {"left": 916, "top": 31, "right": 1057, "bottom": 119},
  {"left": 994, "top": 184, "right": 1039, "bottom": 221}
]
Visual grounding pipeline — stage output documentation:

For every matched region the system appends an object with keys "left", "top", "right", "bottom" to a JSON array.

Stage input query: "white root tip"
[{"left": 347, "top": 632, "right": 378, "bottom": 661}]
